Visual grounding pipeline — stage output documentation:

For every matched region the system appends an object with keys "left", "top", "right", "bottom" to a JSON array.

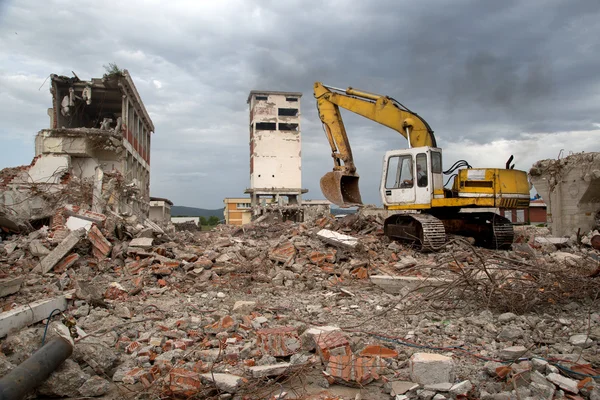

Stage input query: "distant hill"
[
  {"left": 171, "top": 206, "right": 223, "bottom": 218},
  {"left": 330, "top": 207, "right": 357, "bottom": 216}
]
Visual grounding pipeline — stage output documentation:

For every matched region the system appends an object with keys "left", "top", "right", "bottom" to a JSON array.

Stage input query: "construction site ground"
[{"left": 1, "top": 212, "right": 600, "bottom": 399}]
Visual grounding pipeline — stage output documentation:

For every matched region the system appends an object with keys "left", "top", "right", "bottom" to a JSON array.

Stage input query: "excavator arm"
[{"left": 314, "top": 82, "right": 437, "bottom": 206}]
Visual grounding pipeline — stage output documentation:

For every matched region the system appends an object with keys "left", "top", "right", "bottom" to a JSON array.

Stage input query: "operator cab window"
[
  {"left": 431, "top": 151, "right": 442, "bottom": 174},
  {"left": 416, "top": 153, "right": 428, "bottom": 187},
  {"left": 386, "top": 155, "right": 413, "bottom": 189}
]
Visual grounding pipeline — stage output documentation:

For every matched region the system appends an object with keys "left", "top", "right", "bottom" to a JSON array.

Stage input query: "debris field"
[{"left": 1, "top": 208, "right": 600, "bottom": 400}]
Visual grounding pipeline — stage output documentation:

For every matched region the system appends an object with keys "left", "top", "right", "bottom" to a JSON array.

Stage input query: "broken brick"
[
  {"left": 168, "top": 368, "right": 202, "bottom": 395},
  {"left": 257, "top": 326, "right": 302, "bottom": 357},
  {"left": 204, "top": 315, "right": 236, "bottom": 333},
  {"left": 314, "top": 331, "right": 352, "bottom": 362},
  {"left": 309, "top": 249, "right": 337, "bottom": 265},
  {"left": 359, "top": 344, "right": 399, "bottom": 358},
  {"left": 268, "top": 241, "right": 297, "bottom": 264},
  {"left": 126, "top": 341, "right": 141, "bottom": 354},
  {"left": 88, "top": 225, "right": 112, "bottom": 260},
  {"left": 104, "top": 282, "right": 128, "bottom": 300},
  {"left": 325, "top": 355, "right": 383, "bottom": 386},
  {"left": 52, "top": 253, "right": 80, "bottom": 274}
]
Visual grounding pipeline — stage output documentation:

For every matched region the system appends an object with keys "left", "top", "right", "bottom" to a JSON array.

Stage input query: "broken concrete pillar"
[
  {"left": 0, "top": 277, "right": 23, "bottom": 298},
  {"left": 0, "top": 296, "right": 67, "bottom": 338},
  {"left": 317, "top": 229, "right": 359, "bottom": 250},
  {"left": 530, "top": 152, "right": 600, "bottom": 236},
  {"left": 33, "top": 228, "right": 85, "bottom": 274},
  {"left": 409, "top": 353, "right": 455, "bottom": 384}
]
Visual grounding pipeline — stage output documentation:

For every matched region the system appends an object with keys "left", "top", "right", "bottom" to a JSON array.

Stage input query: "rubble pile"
[{"left": 0, "top": 210, "right": 599, "bottom": 399}]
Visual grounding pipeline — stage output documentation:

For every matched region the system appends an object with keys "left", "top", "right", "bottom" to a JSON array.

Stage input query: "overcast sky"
[{"left": 1, "top": 0, "right": 599, "bottom": 209}]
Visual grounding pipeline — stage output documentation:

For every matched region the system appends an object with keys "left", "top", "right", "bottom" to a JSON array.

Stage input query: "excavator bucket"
[{"left": 320, "top": 171, "right": 363, "bottom": 207}]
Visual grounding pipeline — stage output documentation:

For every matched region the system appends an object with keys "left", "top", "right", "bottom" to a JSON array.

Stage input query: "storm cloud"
[{"left": 1, "top": 0, "right": 599, "bottom": 208}]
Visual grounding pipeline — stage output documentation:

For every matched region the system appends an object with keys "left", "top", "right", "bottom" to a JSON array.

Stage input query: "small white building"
[{"left": 149, "top": 197, "right": 172, "bottom": 223}]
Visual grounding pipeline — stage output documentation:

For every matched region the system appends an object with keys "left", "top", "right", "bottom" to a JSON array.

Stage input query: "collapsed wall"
[{"left": 529, "top": 152, "right": 600, "bottom": 237}]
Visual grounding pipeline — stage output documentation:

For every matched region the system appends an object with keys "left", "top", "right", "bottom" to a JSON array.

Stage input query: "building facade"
[
  {"left": 149, "top": 197, "right": 173, "bottom": 223},
  {"left": 223, "top": 198, "right": 253, "bottom": 226},
  {"left": 245, "top": 91, "right": 307, "bottom": 206}
]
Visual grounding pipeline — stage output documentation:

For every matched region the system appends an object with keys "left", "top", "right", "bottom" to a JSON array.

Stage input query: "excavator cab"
[{"left": 380, "top": 147, "right": 443, "bottom": 209}]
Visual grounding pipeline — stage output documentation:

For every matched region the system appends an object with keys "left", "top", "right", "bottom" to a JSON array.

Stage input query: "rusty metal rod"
[{"left": 0, "top": 336, "right": 73, "bottom": 400}]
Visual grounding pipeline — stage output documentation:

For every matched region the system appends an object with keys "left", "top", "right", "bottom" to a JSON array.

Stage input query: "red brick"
[
  {"left": 314, "top": 331, "right": 352, "bottom": 362},
  {"left": 157, "top": 279, "right": 168, "bottom": 287},
  {"left": 204, "top": 315, "right": 236, "bottom": 333},
  {"left": 257, "top": 326, "right": 301, "bottom": 357},
  {"left": 152, "top": 265, "right": 173, "bottom": 275},
  {"left": 88, "top": 225, "right": 111, "bottom": 260},
  {"left": 309, "top": 250, "right": 337, "bottom": 265},
  {"left": 126, "top": 341, "right": 141, "bottom": 354},
  {"left": 268, "top": 241, "right": 297, "bottom": 264},
  {"left": 359, "top": 344, "right": 398, "bottom": 358},
  {"left": 168, "top": 368, "right": 202, "bottom": 395},
  {"left": 104, "top": 283, "right": 128, "bottom": 300},
  {"left": 53, "top": 253, "right": 80, "bottom": 273},
  {"left": 326, "top": 355, "right": 383, "bottom": 386}
]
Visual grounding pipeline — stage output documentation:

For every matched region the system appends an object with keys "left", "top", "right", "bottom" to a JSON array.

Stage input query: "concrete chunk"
[
  {"left": 0, "top": 277, "right": 23, "bottom": 298},
  {"left": 247, "top": 363, "right": 291, "bottom": 378},
  {"left": 0, "top": 296, "right": 67, "bottom": 338},
  {"left": 29, "top": 240, "right": 50, "bottom": 257},
  {"left": 200, "top": 373, "right": 244, "bottom": 393},
  {"left": 569, "top": 334, "right": 593, "bottom": 348},
  {"left": 547, "top": 372, "right": 578, "bottom": 393},
  {"left": 371, "top": 275, "right": 453, "bottom": 294},
  {"left": 498, "top": 345, "right": 528, "bottom": 360},
  {"left": 129, "top": 237, "right": 153, "bottom": 249},
  {"left": 65, "top": 216, "right": 93, "bottom": 232},
  {"left": 317, "top": 229, "right": 359, "bottom": 250},
  {"left": 34, "top": 228, "right": 85, "bottom": 273},
  {"left": 409, "top": 353, "right": 455, "bottom": 385}
]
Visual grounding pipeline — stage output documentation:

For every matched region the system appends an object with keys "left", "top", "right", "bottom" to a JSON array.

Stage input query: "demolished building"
[
  {"left": 529, "top": 152, "right": 600, "bottom": 237},
  {"left": 0, "top": 70, "right": 154, "bottom": 234}
]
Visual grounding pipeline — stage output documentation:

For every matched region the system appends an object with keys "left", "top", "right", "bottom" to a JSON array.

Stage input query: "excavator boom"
[{"left": 314, "top": 82, "right": 436, "bottom": 207}]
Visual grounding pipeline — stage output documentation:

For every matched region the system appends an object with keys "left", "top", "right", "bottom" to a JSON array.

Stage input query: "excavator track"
[
  {"left": 440, "top": 212, "right": 515, "bottom": 250},
  {"left": 384, "top": 213, "right": 446, "bottom": 251}
]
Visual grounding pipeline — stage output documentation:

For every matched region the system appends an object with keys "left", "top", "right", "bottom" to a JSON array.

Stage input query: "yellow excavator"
[{"left": 314, "top": 82, "right": 530, "bottom": 250}]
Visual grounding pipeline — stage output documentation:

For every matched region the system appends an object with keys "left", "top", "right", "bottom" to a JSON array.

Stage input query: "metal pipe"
[
  {"left": 345, "top": 87, "right": 381, "bottom": 101},
  {"left": 0, "top": 336, "right": 73, "bottom": 400},
  {"left": 406, "top": 127, "right": 412, "bottom": 149}
]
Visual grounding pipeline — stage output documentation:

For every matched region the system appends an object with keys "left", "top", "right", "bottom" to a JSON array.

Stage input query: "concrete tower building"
[{"left": 245, "top": 90, "right": 307, "bottom": 206}]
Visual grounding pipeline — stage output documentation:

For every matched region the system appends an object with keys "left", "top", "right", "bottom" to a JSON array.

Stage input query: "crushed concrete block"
[
  {"left": 530, "top": 382, "right": 555, "bottom": 399},
  {"left": 390, "top": 381, "right": 419, "bottom": 396},
  {"left": 88, "top": 225, "right": 111, "bottom": 260},
  {"left": 449, "top": 380, "right": 473, "bottom": 396},
  {"left": 370, "top": 275, "right": 453, "bottom": 294},
  {"left": 247, "top": 363, "right": 291, "bottom": 378},
  {"left": 569, "top": 334, "right": 593, "bottom": 348},
  {"left": 3, "top": 242, "right": 17, "bottom": 256},
  {"left": 38, "top": 359, "right": 90, "bottom": 397},
  {"left": 65, "top": 216, "right": 93, "bottom": 232},
  {"left": 497, "top": 312, "right": 517, "bottom": 322},
  {"left": 34, "top": 228, "right": 85, "bottom": 273},
  {"left": 423, "top": 382, "right": 453, "bottom": 392},
  {"left": 129, "top": 237, "right": 153, "bottom": 249},
  {"left": 547, "top": 372, "right": 579, "bottom": 393},
  {"left": 200, "top": 373, "right": 245, "bottom": 393},
  {"left": 29, "top": 240, "right": 50, "bottom": 257},
  {"left": 78, "top": 376, "right": 111, "bottom": 397},
  {"left": 409, "top": 353, "right": 455, "bottom": 385},
  {"left": 498, "top": 345, "right": 528, "bottom": 360},
  {"left": 317, "top": 229, "right": 359, "bottom": 250},
  {"left": 0, "top": 295, "right": 67, "bottom": 338},
  {"left": 0, "top": 277, "right": 23, "bottom": 298},
  {"left": 232, "top": 301, "right": 256, "bottom": 314},
  {"left": 256, "top": 326, "right": 301, "bottom": 357}
]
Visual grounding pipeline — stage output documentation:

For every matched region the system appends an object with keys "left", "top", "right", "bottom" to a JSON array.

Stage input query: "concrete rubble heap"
[{"left": 0, "top": 207, "right": 599, "bottom": 399}]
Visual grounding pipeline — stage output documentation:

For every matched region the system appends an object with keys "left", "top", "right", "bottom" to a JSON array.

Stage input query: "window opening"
[
  {"left": 416, "top": 153, "right": 428, "bottom": 187},
  {"left": 278, "top": 108, "right": 298, "bottom": 117},
  {"left": 256, "top": 122, "right": 276, "bottom": 130},
  {"left": 385, "top": 155, "right": 413, "bottom": 189}
]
